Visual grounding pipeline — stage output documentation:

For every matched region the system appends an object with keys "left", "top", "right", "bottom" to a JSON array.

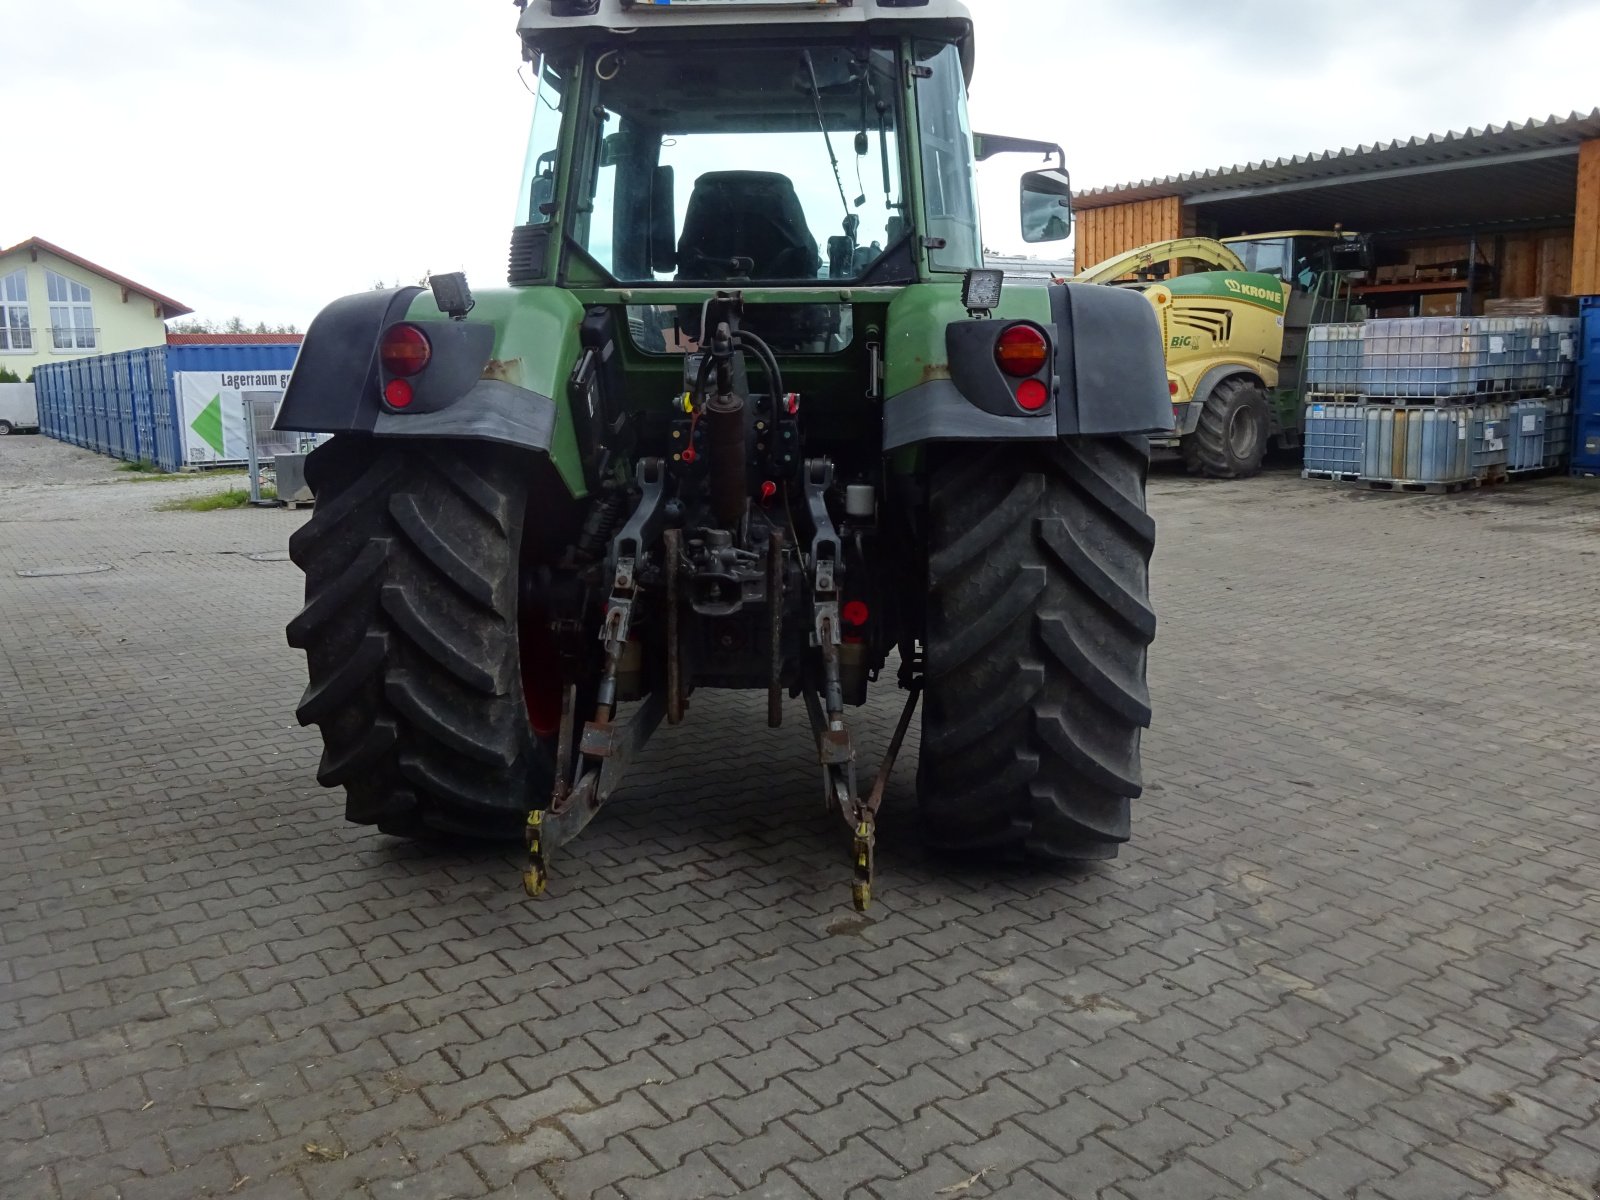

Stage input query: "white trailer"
[{"left": 0, "top": 384, "right": 38, "bottom": 435}]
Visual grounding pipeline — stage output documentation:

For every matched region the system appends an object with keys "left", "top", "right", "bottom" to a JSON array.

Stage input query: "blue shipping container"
[
  {"left": 1576, "top": 297, "right": 1600, "bottom": 474},
  {"left": 34, "top": 343, "right": 300, "bottom": 472}
]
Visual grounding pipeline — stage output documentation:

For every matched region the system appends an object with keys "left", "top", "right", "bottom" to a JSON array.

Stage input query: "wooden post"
[
  {"left": 1573, "top": 139, "right": 1600, "bottom": 296},
  {"left": 1074, "top": 196, "right": 1183, "bottom": 276}
]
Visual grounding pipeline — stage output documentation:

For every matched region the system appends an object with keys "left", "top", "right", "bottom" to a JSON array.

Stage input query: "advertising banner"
[{"left": 175, "top": 370, "right": 291, "bottom": 465}]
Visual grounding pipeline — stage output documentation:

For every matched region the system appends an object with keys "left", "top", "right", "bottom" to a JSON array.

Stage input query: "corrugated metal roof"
[
  {"left": 167, "top": 333, "right": 303, "bottom": 345},
  {"left": 1077, "top": 109, "right": 1600, "bottom": 210}
]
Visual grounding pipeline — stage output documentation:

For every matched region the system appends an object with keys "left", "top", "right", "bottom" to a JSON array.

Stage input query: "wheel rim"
[{"left": 1228, "top": 403, "right": 1262, "bottom": 461}]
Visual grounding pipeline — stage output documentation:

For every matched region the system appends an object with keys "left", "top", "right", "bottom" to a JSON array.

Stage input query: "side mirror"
[
  {"left": 1021, "top": 168, "right": 1073, "bottom": 244},
  {"left": 650, "top": 165, "right": 677, "bottom": 273},
  {"left": 529, "top": 149, "right": 559, "bottom": 223}
]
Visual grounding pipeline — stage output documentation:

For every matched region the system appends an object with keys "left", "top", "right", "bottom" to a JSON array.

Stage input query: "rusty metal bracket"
[
  {"left": 851, "top": 680, "right": 922, "bottom": 911},
  {"left": 803, "top": 671, "right": 923, "bottom": 913},
  {"left": 528, "top": 458, "right": 671, "bottom": 899},
  {"left": 526, "top": 691, "right": 667, "bottom": 897}
]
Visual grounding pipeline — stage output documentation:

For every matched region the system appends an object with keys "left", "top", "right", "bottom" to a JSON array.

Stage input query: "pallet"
[
  {"left": 1302, "top": 469, "right": 1361, "bottom": 483},
  {"left": 281, "top": 499, "right": 315, "bottom": 511},
  {"left": 1360, "top": 477, "right": 1481, "bottom": 496}
]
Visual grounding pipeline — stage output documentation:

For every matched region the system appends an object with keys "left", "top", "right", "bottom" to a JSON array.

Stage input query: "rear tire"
[
  {"left": 1183, "top": 377, "right": 1269, "bottom": 479},
  {"left": 286, "top": 436, "right": 564, "bottom": 841},
  {"left": 918, "top": 438, "right": 1157, "bottom": 862}
]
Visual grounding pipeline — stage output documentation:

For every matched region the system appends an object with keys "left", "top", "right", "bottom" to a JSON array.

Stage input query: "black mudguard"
[
  {"left": 883, "top": 282, "right": 1173, "bottom": 450},
  {"left": 273, "top": 287, "right": 558, "bottom": 455}
]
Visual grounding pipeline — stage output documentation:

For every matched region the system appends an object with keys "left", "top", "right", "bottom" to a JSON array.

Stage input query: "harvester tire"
[
  {"left": 919, "top": 438, "right": 1156, "bottom": 862},
  {"left": 1183, "top": 377, "right": 1269, "bottom": 479},
  {"left": 286, "top": 436, "right": 558, "bottom": 841}
]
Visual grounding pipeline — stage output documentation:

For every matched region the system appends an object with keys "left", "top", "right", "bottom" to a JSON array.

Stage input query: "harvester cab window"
[
  {"left": 1231, "top": 237, "right": 1291, "bottom": 281},
  {"left": 571, "top": 42, "right": 905, "bottom": 286},
  {"left": 516, "top": 57, "right": 568, "bottom": 227},
  {"left": 914, "top": 41, "right": 982, "bottom": 274}
]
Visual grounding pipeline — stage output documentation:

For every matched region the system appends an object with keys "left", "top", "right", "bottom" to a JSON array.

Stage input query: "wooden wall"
[
  {"left": 1573, "top": 139, "right": 1600, "bottom": 296},
  {"left": 1393, "top": 230, "right": 1573, "bottom": 299},
  {"left": 1075, "top": 197, "right": 1185, "bottom": 272}
]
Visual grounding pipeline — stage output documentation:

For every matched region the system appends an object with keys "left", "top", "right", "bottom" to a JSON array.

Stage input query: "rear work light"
[
  {"left": 995, "top": 324, "right": 1049, "bottom": 378},
  {"left": 380, "top": 324, "right": 431, "bottom": 378}
]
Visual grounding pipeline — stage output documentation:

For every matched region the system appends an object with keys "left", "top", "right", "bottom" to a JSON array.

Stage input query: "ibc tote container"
[
  {"left": 1302, "top": 401, "right": 1364, "bottom": 476},
  {"left": 1361, "top": 318, "right": 1475, "bottom": 398},
  {"left": 1305, "top": 324, "right": 1363, "bottom": 395},
  {"left": 1362, "top": 406, "right": 1472, "bottom": 485},
  {"left": 1471, "top": 402, "right": 1511, "bottom": 475},
  {"left": 1533, "top": 317, "right": 1580, "bottom": 392},
  {"left": 1544, "top": 393, "right": 1573, "bottom": 469},
  {"left": 1471, "top": 318, "right": 1539, "bottom": 392},
  {"left": 1507, "top": 399, "right": 1546, "bottom": 472}
]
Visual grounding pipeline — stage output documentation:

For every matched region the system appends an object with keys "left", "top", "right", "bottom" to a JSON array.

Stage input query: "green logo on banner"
[{"left": 192, "top": 394, "right": 225, "bottom": 455}]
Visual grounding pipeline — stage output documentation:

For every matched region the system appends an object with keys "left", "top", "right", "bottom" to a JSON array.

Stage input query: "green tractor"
[{"left": 277, "top": 0, "right": 1171, "bottom": 910}]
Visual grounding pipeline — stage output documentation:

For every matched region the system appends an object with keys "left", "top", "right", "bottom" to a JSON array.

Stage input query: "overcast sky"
[{"left": 4, "top": 0, "right": 1597, "bottom": 327}]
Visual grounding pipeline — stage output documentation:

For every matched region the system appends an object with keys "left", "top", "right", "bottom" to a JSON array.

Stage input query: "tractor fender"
[
  {"left": 274, "top": 287, "right": 558, "bottom": 455},
  {"left": 1177, "top": 366, "right": 1266, "bottom": 436},
  {"left": 1051, "top": 282, "right": 1173, "bottom": 438},
  {"left": 882, "top": 282, "right": 1172, "bottom": 449}
]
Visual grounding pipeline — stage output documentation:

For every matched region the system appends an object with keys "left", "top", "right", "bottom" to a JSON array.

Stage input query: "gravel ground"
[{"left": 0, "top": 436, "right": 257, "bottom": 523}]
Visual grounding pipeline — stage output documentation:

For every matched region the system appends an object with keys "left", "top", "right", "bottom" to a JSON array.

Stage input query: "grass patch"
[
  {"left": 117, "top": 467, "right": 248, "bottom": 485},
  {"left": 158, "top": 487, "right": 276, "bottom": 512},
  {"left": 117, "top": 459, "right": 164, "bottom": 473}
]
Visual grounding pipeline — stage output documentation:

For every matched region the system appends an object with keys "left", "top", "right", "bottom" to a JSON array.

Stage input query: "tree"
[
  {"left": 169, "top": 317, "right": 301, "bottom": 335},
  {"left": 372, "top": 271, "right": 434, "bottom": 291}
]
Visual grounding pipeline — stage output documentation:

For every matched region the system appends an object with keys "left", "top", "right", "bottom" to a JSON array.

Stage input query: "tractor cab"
[{"left": 511, "top": 0, "right": 1071, "bottom": 301}]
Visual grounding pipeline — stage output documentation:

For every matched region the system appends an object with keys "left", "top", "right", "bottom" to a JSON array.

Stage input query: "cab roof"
[{"left": 517, "top": 0, "right": 975, "bottom": 80}]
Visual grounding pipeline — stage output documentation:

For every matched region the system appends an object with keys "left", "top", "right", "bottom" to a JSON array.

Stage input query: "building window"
[
  {"left": 46, "top": 270, "right": 96, "bottom": 350},
  {"left": 0, "top": 270, "right": 30, "bottom": 352}
]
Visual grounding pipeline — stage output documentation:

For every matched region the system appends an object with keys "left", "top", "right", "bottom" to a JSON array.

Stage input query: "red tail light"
[
  {"left": 996, "top": 324, "right": 1049, "bottom": 378},
  {"left": 384, "top": 379, "right": 415, "bottom": 409},
  {"left": 380, "top": 324, "right": 431, "bottom": 377},
  {"left": 842, "top": 600, "right": 870, "bottom": 627},
  {"left": 1016, "top": 379, "right": 1050, "bottom": 411}
]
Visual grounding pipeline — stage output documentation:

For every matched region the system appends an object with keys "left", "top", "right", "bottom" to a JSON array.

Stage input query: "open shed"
[{"left": 1075, "top": 110, "right": 1600, "bottom": 314}]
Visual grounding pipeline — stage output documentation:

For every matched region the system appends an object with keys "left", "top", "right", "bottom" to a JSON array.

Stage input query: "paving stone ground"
[{"left": 3, "top": 433, "right": 1600, "bottom": 1200}]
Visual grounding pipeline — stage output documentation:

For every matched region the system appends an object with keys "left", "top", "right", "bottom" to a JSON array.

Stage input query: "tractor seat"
[{"left": 677, "top": 171, "right": 821, "bottom": 282}]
